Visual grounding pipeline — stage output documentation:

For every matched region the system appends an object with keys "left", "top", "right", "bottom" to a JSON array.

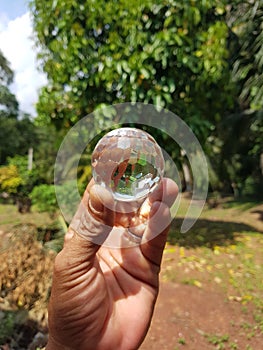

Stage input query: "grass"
[
  {"left": 0, "top": 204, "right": 54, "bottom": 232},
  {"left": 170, "top": 194, "right": 262, "bottom": 248},
  {"left": 206, "top": 333, "right": 229, "bottom": 348},
  {"left": 163, "top": 196, "right": 263, "bottom": 348},
  {"left": 178, "top": 337, "right": 186, "bottom": 345},
  {"left": 0, "top": 204, "right": 64, "bottom": 253}
]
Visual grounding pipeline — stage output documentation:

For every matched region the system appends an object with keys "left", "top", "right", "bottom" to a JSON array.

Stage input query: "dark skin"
[{"left": 46, "top": 178, "right": 178, "bottom": 350}]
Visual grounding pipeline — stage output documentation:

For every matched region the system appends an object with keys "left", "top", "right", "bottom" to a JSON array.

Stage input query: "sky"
[{"left": 0, "top": 0, "right": 47, "bottom": 116}]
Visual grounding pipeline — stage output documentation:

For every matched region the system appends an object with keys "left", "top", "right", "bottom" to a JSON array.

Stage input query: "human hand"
[{"left": 46, "top": 178, "right": 178, "bottom": 350}]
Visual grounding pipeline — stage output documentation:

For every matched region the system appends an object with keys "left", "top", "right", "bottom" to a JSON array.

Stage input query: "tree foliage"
[
  {"left": 0, "top": 155, "right": 39, "bottom": 212},
  {"left": 32, "top": 124, "right": 64, "bottom": 184},
  {"left": 30, "top": 184, "right": 57, "bottom": 213},
  {"left": 0, "top": 49, "right": 14, "bottom": 85},
  {"left": 217, "top": 0, "right": 263, "bottom": 196},
  {"left": 30, "top": 0, "right": 233, "bottom": 138},
  {"left": 0, "top": 114, "right": 38, "bottom": 165},
  {"left": 0, "top": 50, "right": 18, "bottom": 119},
  {"left": 29, "top": 0, "right": 263, "bottom": 198},
  {"left": 0, "top": 51, "right": 38, "bottom": 165},
  {"left": 0, "top": 164, "right": 22, "bottom": 194},
  {"left": 228, "top": 0, "right": 263, "bottom": 111}
]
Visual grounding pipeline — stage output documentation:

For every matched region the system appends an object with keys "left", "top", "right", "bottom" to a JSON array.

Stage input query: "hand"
[{"left": 46, "top": 178, "right": 178, "bottom": 350}]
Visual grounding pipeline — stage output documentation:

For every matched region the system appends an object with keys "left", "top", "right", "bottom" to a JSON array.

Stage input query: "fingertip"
[
  {"left": 148, "top": 201, "right": 171, "bottom": 233},
  {"left": 86, "top": 178, "right": 95, "bottom": 191},
  {"left": 164, "top": 178, "right": 179, "bottom": 207},
  {"left": 149, "top": 177, "right": 179, "bottom": 208},
  {"left": 141, "top": 201, "right": 171, "bottom": 266},
  {"left": 88, "top": 184, "right": 115, "bottom": 227}
]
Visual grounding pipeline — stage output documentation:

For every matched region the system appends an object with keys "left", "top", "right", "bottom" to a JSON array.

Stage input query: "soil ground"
[
  {"left": 142, "top": 268, "right": 262, "bottom": 350},
  {"left": 0, "top": 199, "right": 263, "bottom": 350},
  {"left": 142, "top": 201, "right": 263, "bottom": 350},
  {"left": 142, "top": 282, "right": 262, "bottom": 350}
]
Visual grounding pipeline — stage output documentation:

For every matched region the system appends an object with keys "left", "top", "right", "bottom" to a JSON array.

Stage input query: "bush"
[
  {"left": 0, "top": 156, "right": 39, "bottom": 212},
  {"left": 30, "top": 184, "right": 58, "bottom": 214},
  {"left": 0, "top": 164, "right": 22, "bottom": 194}
]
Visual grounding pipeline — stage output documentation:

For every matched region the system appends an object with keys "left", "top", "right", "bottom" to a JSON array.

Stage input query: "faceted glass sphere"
[{"left": 92, "top": 127, "right": 165, "bottom": 201}]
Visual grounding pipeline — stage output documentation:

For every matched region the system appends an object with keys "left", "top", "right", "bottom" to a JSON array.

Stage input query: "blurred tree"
[
  {"left": 30, "top": 0, "right": 233, "bottom": 135},
  {"left": 0, "top": 113, "right": 38, "bottom": 165},
  {"left": 0, "top": 50, "right": 19, "bottom": 164},
  {"left": 228, "top": 0, "right": 263, "bottom": 111},
  {"left": 0, "top": 50, "right": 13, "bottom": 85},
  {"left": 0, "top": 49, "right": 18, "bottom": 119},
  {"left": 217, "top": 0, "right": 263, "bottom": 197},
  {"left": 33, "top": 124, "right": 64, "bottom": 184},
  {"left": 0, "top": 50, "right": 38, "bottom": 164},
  {"left": 30, "top": 0, "right": 236, "bottom": 196},
  {"left": 0, "top": 85, "right": 19, "bottom": 119},
  {"left": 29, "top": 0, "right": 262, "bottom": 198}
]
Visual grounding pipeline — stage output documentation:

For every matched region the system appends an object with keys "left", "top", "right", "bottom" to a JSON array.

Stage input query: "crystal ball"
[{"left": 91, "top": 127, "right": 165, "bottom": 201}]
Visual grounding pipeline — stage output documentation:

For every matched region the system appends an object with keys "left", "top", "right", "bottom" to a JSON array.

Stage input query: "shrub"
[{"left": 30, "top": 184, "right": 58, "bottom": 214}]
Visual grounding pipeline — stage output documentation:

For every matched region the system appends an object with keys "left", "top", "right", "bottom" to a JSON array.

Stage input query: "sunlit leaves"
[
  {"left": 29, "top": 0, "right": 262, "bottom": 197},
  {"left": 0, "top": 164, "right": 22, "bottom": 194},
  {"left": 29, "top": 0, "right": 232, "bottom": 133},
  {"left": 196, "top": 22, "right": 229, "bottom": 81}
]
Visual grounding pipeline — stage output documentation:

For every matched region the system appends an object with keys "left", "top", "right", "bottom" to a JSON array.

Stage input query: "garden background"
[{"left": 0, "top": 1, "right": 262, "bottom": 349}]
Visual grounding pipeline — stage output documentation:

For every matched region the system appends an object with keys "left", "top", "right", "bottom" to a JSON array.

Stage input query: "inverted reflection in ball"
[{"left": 92, "top": 127, "right": 164, "bottom": 202}]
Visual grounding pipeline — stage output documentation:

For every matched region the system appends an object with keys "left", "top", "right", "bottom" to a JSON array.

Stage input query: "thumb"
[
  {"left": 48, "top": 184, "right": 115, "bottom": 322},
  {"left": 65, "top": 184, "right": 115, "bottom": 253}
]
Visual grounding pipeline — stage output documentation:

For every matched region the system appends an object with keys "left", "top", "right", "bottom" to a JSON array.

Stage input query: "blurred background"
[{"left": 0, "top": 1, "right": 262, "bottom": 349}]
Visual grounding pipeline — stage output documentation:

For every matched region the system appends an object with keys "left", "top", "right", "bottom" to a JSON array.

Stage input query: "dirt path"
[
  {"left": 141, "top": 203, "right": 263, "bottom": 350},
  {"left": 142, "top": 282, "right": 262, "bottom": 350}
]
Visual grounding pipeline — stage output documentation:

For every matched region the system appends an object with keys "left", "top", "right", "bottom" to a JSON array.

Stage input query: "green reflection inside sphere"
[{"left": 92, "top": 127, "right": 164, "bottom": 201}]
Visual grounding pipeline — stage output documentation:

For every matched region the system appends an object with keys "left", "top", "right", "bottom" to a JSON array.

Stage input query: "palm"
[
  {"left": 47, "top": 179, "right": 177, "bottom": 350},
  {"left": 48, "top": 226, "right": 165, "bottom": 350},
  {"left": 95, "top": 244, "right": 159, "bottom": 349}
]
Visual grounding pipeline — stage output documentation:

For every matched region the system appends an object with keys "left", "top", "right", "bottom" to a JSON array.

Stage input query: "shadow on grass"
[
  {"left": 251, "top": 209, "right": 263, "bottom": 221},
  {"left": 168, "top": 218, "right": 262, "bottom": 248}
]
